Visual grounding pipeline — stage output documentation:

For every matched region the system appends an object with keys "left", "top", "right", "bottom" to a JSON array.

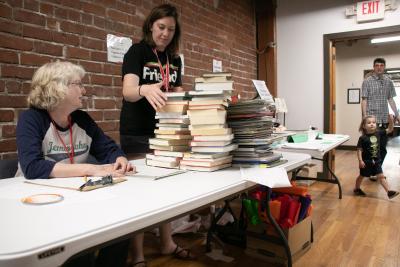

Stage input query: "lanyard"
[
  {"left": 51, "top": 116, "right": 75, "bottom": 164},
  {"left": 152, "top": 48, "right": 170, "bottom": 91}
]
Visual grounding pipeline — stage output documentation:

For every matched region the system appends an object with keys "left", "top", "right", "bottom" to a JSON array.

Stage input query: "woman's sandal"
[
  {"left": 131, "top": 260, "right": 147, "bottom": 267},
  {"left": 172, "top": 245, "right": 196, "bottom": 260}
]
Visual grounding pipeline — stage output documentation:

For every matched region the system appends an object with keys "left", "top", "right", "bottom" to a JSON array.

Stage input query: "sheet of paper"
[
  {"left": 127, "top": 164, "right": 186, "bottom": 180},
  {"left": 240, "top": 167, "right": 291, "bottom": 188},
  {"left": 251, "top": 80, "right": 273, "bottom": 102},
  {"left": 106, "top": 34, "right": 132, "bottom": 63},
  {"left": 281, "top": 142, "right": 322, "bottom": 151}
]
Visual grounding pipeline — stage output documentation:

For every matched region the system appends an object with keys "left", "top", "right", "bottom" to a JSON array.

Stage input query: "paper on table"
[
  {"left": 240, "top": 167, "right": 291, "bottom": 188},
  {"left": 127, "top": 164, "right": 186, "bottom": 180},
  {"left": 281, "top": 142, "right": 322, "bottom": 151}
]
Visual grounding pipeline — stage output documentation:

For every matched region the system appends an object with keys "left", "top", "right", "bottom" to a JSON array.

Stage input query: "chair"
[{"left": 0, "top": 158, "right": 18, "bottom": 179}]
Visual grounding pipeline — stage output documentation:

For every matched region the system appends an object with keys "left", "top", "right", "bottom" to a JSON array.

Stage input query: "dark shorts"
[
  {"left": 120, "top": 134, "right": 152, "bottom": 154},
  {"left": 360, "top": 160, "right": 383, "bottom": 177}
]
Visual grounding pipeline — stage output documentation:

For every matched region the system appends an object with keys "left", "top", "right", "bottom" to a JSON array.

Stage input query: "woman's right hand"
[{"left": 141, "top": 81, "right": 167, "bottom": 110}]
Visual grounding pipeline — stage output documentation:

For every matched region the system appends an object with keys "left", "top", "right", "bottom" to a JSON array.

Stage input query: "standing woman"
[
  {"left": 120, "top": 3, "right": 193, "bottom": 267},
  {"left": 16, "top": 61, "right": 134, "bottom": 266}
]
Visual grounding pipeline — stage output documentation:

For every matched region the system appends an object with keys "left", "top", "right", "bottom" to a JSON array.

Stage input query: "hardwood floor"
[{"left": 138, "top": 137, "right": 400, "bottom": 267}]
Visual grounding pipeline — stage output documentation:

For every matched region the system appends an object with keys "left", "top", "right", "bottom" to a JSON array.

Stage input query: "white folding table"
[{"left": 0, "top": 151, "right": 310, "bottom": 267}]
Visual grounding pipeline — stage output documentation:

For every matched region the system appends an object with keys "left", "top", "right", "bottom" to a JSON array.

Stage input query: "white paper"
[
  {"left": 180, "top": 53, "right": 185, "bottom": 75},
  {"left": 212, "top": 59, "right": 222, "bottom": 72},
  {"left": 128, "top": 164, "right": 186, "bottom": 180},
  {"left": 106, "top": 34, "right": 132, "bottom": 63},
  {"left": 252, "top": 80, "right": 274, "bottom": 101},
  {"left": 275, "top": 97, "right": 288, "bottom": 113},
  {"left": 240, "top": 167, "right": 291, "bottom": 188}
]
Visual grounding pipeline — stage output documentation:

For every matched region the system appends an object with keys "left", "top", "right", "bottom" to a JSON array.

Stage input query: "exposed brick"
[
  {"left": 82, "top": 2, "right": 105, "bottom": 16},
  {"left": 113, "top": 87, "right": 122, "bottom": 97},
  {"left": 1, "top": 65, "right": 34, "bottom": 79},
  {"left": 0, "top": 50, "right": 19, "bottom": 64},
  {"left": 97, "top": 121, "right": 117, "bottom": 132},
  {"left": 81, "top": 37, "right": 104, "bottom": 50},
  {"left": 104, "top": 110, "right": 120, "bottom": 120},
  {"left": 0, "top": 80, "right": 5, "bottom": 92},
  {"left": 0, "top": 139, "right": 17, "bottom": 152},
  {"left": 20, "top": 53, "right": 53, "bottom": 66},
  {"left": 40, "top": 2, "right": 54, "bottom": 15},
  {"left": 54, "top": 6, "right": 67, "bottom": 19},
  {"left": 113, "top": 77, "right": 122, "bottom": 86},
  {"left": 91, "top": 86, "right": 107, "bottom": 97},
  {"left": 60, "top": 21, "right": 82, "bottom": 34},
  {"left": 94, "top": 99, "right": 115, "bottom": 109},
  {"left": 87, "top": 110, "right": 103, "bottom": 121},
  {"left": 52, "top": 32, "right": 80, "bottom": 46},
  {"left": 93, "top": 16, "right": 105, "bottom": 28},
  {"left": 24, "top": 0, "right": 39, "bottom": 11},
  {"left": 82, "top": 13, "right": 93, "bottom": 25},
  {"left": 23, "top": 25, "right": 53, "bottom": 41},
  {"left": 79, "top": 60, "right": 103, "bottom": 73},
  {"left": 22, "top": 82, "right": 31, "bottom": 94},
  {"left": 0, "top": 110, "right": 14, "bottom": 122},
  {"left": 6, "top": 80, "right": 21, "bottom": 93},
  {"left": 0, "top": 20, "right": 23, "bottom": 35},
  {"left": 67, "top": 9, "right": 80, "bottom": 22},
  {"left": 107, "top": 9, "right": 128, "bottom": 23},
  {"left": 0, "top": 95, "right": 27, "bottom": 108},
  {"left": 0, "top": 3, "right": 12, "bottom": 19},
  {"left": 67, "top": 47, "right": 91, "bottom": 60},
  {"left": 103, "top": 64, "right": 120, "bottom": 75},
  {"left": 0, "top": 33, "right": 34, "bottom": 51},
  {"left": 91, "top": 74, "right": 112, "bottom": 86},
  {"left": 84, "top": 26, "right": 106, "bottom": 39},
  {"left": 15, "top": 9, "right": 46, "bottom": 26},
  {"left": 91, "top": 51, "right": 107, "bottom": 62},
  {"left": 2, "top": 125, "right": 16, "bottom": 137}
]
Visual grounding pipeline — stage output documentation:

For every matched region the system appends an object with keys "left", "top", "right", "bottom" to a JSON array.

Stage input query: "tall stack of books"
[
  {"left": 180, "top": 74, "right": 237, "bottom": 171},
  {"left": 146, "top": 92, "right": 192, "bottom": 168},
  {"left": 227, "top": 99, "right": 284, "bottom": 167}
]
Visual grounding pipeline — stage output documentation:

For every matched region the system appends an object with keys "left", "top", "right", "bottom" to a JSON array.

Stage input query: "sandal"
[
  {"left": 131, "top": 260, "right": 147, "bottom": 267},
  {"left": 172, "top": 245, "right": 196, "bottom": 260}
]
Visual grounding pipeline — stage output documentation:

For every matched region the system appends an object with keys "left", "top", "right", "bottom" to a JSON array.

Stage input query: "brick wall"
[{"left": 0, "top": 0, "right": 257, "bottom": 159}]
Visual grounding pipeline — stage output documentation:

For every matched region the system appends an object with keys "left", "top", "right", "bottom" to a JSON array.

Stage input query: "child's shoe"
[
  {"left": 353, "top": 188, "right": 366, "bottom": 196},
  {"left": 387, "top": 191, "right": 399, "bottom": 199}
]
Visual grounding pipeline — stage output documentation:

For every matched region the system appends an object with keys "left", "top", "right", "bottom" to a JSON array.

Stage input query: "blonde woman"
[{"left": 16, "top": 61, "right": 134, "bottom": 267}]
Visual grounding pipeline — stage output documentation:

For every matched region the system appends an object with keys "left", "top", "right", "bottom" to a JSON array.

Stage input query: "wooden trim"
[{"left": 255, "top": 0, "right": 277, "bottom": 97}]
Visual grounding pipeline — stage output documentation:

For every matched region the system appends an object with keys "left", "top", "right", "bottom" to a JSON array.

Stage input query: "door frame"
[{"left": 323, "top": 25, "right": 400, "bottom": 134}]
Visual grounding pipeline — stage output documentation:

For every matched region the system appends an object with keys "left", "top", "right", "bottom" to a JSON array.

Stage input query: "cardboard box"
[{"left": 245, "top": 216, "right": 312, "bottom": 264}]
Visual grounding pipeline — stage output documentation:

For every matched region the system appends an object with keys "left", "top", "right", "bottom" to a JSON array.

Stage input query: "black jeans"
[{"left": 120, "top": 134, "right": 152, "bottom": 154}]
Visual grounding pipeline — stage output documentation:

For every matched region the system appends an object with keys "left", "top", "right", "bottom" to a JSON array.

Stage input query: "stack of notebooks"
[
  {"left": 181, "top": 76, "right": 237, "bottom": 171},
  {"left": 227, "top": 99, "right": 284, "bottom": 166},
  {"left": 146, "top": 92, "right": 192, "bottom": 168}
]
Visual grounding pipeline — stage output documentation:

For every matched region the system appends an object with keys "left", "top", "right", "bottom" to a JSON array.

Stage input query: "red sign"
[{"left": 357, "top": 0, "right": 385, "bottom": 22}]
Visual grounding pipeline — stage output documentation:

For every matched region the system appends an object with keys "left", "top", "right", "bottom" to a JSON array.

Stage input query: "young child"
[{"left": 354, "top": 115, "right": 399, "bottom": 199}]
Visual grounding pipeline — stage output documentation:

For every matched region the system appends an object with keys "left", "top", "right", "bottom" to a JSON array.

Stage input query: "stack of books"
[
  {"left": 194, "top": 72, "right": 234, "bottom": 92},
  {"left": 181, "top": 81, "right": 237, "bottom": 171},
  {"left": 146, "top": 92, "right": 192, "bottom": 168},
  {"left": 227, "top": 99, "right": 284, "bottom": 166}
]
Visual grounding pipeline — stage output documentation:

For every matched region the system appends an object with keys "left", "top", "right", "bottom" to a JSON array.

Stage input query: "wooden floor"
[{"left": 139, "top": 136, "right": 400, "bottom": 267}]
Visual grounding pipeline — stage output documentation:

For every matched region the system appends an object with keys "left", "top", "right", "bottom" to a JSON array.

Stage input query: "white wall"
[
  {"left": 276, "top": 0, "right": 400, "bottom": 132},
  {"left": 336, "top": 39, "right": 400, "bottom": 146}
]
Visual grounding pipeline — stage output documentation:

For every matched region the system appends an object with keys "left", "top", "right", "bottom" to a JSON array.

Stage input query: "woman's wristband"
[{"left": 138, "top": 85, "right": 142, "bottom": 97}]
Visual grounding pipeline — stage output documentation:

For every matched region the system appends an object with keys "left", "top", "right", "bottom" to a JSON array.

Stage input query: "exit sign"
[{"left": 357, "top": 0, "right": 385, "bottom": 22}]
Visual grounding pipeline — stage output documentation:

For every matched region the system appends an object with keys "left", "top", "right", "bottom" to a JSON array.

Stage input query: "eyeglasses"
[{"left": 69, "top": 81, "right": 84, "bottom": 88}]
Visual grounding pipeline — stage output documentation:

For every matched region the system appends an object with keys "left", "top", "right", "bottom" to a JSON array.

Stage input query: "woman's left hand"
[{"left": 113, "top": 156, "right": 135, "bottom": 174}]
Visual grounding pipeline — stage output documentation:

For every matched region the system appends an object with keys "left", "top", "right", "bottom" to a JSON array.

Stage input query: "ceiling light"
[
  {"left": 387, "top": 70, "right": 400, "bottom": 73},
  {"left": 371, "top": 35, "right": 400, "bottom": 43}
]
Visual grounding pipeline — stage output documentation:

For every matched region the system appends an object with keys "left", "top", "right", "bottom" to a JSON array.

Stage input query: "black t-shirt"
[
  {"left": 120, "top": 40, "right": 182, "bottom": 136},
  {"left": 357, "top": 130, "right": 385, "bottom": 162}
]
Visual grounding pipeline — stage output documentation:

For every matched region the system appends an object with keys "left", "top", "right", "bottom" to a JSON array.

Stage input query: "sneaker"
[
  {"left": 353, "top": 188, "right": 367, "bottom": 196},
  {"left": 369, "top": 176, "right": 378, "bottom": 181},
  {"left": 388, "top": 191, "right": 399, "bottom": 199}
]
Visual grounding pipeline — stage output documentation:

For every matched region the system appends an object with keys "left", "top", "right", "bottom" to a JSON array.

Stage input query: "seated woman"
[{"left": 16, "top": 61, "right": 133, "bottom": 267}]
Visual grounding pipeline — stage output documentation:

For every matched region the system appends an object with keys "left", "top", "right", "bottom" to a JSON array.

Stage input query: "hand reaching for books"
[{"left": 141, "top": 81, "right": 167, "bottom": 110}]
